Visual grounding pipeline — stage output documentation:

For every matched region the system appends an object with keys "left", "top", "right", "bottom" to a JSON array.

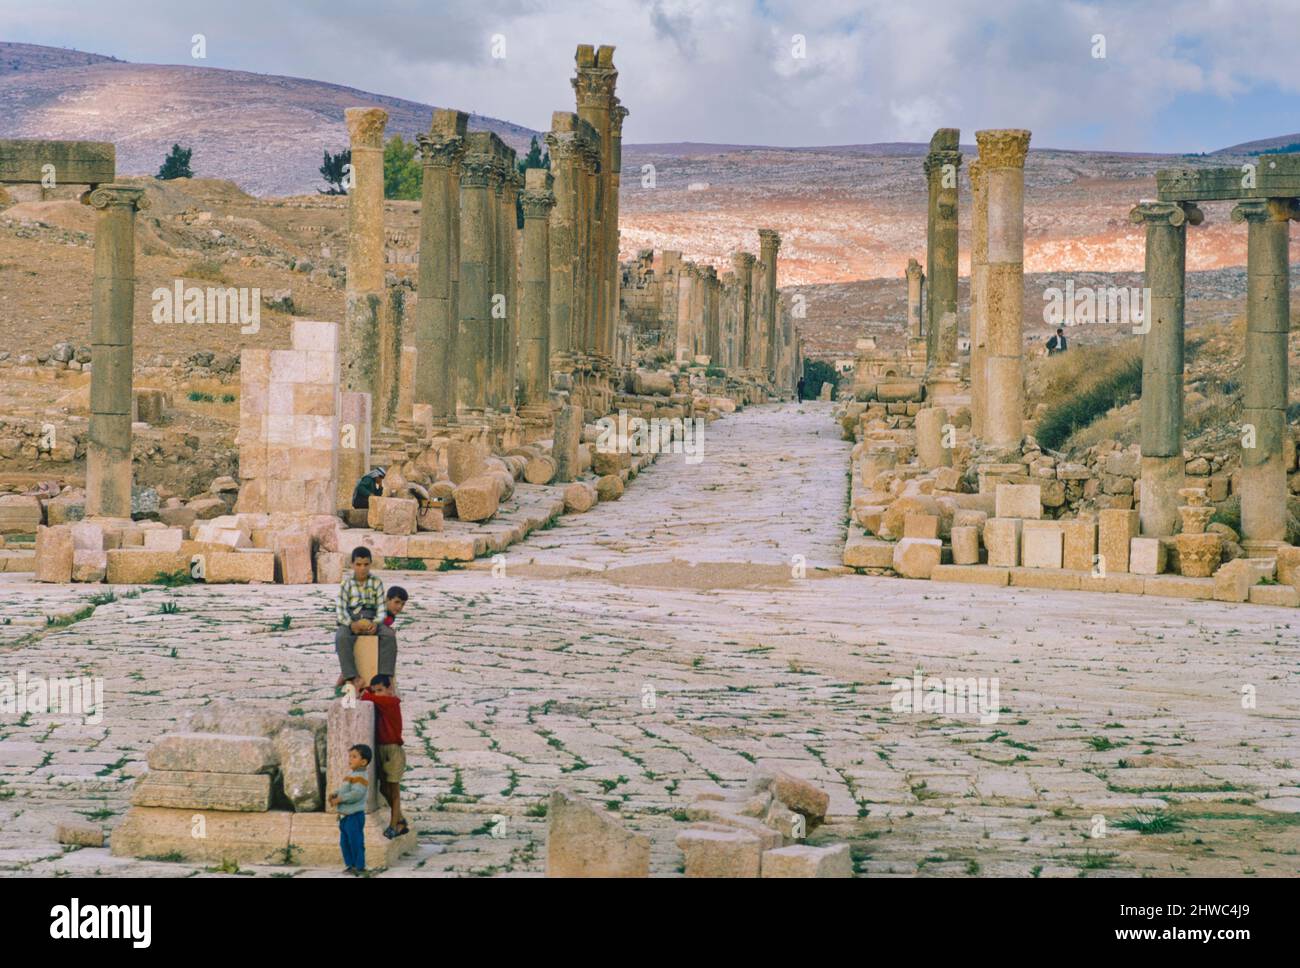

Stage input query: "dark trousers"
[
  {"left": 339, "top": 811, "right": 365, "bottom": 870},
  {"left": 335, "top": 608, "right": 397, "bottom": 679}
]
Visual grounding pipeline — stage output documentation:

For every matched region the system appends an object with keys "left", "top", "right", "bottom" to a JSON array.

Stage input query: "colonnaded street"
[{"left": 3, "top": 402, "right": 1297, "bottom": 878}]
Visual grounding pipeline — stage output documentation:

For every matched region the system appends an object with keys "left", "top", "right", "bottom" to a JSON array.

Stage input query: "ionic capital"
[
  {"left": 1231, "top": 197, "right": 1300, "bottom": 224},
  {"left": 975, "top": 129, "right": 1031, "bottom": 169},
  {"left": 84, "top": 184, "right": 149, "bottom": 212},
  {"left": 1129, "top": 200, "right": 1204, "bottom": 227}
]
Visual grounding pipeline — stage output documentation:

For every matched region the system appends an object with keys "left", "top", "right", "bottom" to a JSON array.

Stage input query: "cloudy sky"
[{"left": 3, "top": 0, "right": 1298, "bottom": 152}]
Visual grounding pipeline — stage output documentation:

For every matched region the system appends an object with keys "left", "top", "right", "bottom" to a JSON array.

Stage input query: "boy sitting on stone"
[{"left": 334, "top": 546, "right": 398, "bottom": 693}]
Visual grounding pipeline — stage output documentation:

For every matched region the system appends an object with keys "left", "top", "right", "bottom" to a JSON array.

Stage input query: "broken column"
[
  {"left": 414, "top": 109, "right": 467, "bottom": 423},
  {"left": 977, "top": 128, "right": 1030, "bottom": 452},
  {"left": 518, "top": 167, "right": 556, "bottom": 422},
  {"left": 1232, "top": 197, "right": 1296, "bottom": 546},
  {"left": 85, "top": 184, "right": 148, "bottom": 519},
  {"left": 905, "top": 257, "right": 924, "bottom": 342},
  {"left": 342, "top": 107, "right": 389, "bottom": 435},
  {"left": 759, "top": 229, "right": 781, "bottom": 379},
  {"left": 1130, "top": 200, "right": 1201, "bottom": 537},
  {"left": 923, "top": 128, "right": 961, "bottom": 369}
]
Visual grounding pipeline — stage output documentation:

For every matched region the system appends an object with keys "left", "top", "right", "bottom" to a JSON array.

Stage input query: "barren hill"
[{"left": 0, "top": 42, "right": 538, "bottom": 197}]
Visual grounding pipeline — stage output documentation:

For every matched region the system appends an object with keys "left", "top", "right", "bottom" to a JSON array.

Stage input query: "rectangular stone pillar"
[
  {"left": 978, "top": 129, "right": 1030, "bottom": 453},
  {"left": 342, "top": 107, "right": 389, "bottom": 437},
  {"left": 1232, "top": 197, "right": 1295, "bottom": 545},
  {"left": 924, "top": 128, "right": 961, "bottom": 369},
  {"left": 1131, "top": 200, "right": 1200, "bottom": 536},
  {"left": 86, "top": 184, "right": 147, "bottom": 519},
  {"left": 414, "top": 110, "right": 467, "bottom": 422},
  {"left": 519, "top": 168, "right": 556, "bottom": 418}
]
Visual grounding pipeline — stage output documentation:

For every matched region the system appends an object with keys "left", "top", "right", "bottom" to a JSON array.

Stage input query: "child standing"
[
  {"left": 361, "top": 674, "right": 408, "bottom": 839},
  {"left": 327, "top": 743, "right": 372, "bottom": 874}
]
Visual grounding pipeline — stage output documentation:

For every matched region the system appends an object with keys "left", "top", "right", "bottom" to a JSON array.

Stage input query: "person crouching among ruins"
[
  {"left": 334, "top": 546, "right": 398, "bottom": 693},
  {"left": 328, "top": 743, "right": 372, "bottom": 874},
  {"left": 351, "top": 466, "right": 386, "bottom": 509},
  {"left": 361, "top": 674, "right": 409, "bottom": 839}
]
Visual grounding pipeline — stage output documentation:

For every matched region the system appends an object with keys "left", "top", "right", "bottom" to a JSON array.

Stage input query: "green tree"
[
  {"left": 383, "top": 135, "right": 423, "bottom": 200},
  {"left": 514, "top": 135, "right": 550, "bottom": 227},
  {"left": 801, "top": 359, "right": 839, "bottom": 400},
  {"left": 319, "top": 148, "right": 350, "bottom": 195},
  {"left": 155, "top": 144, "right": 193, "bottom": 180}
]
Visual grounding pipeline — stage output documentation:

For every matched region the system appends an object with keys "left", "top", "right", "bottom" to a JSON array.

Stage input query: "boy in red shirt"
[{"left": 361, "top": 674, "right": 407, "bottom": 839}]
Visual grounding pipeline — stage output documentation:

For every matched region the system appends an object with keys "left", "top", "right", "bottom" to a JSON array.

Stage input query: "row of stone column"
[{"left": 1132, "top": 194, "right": 1294, "bottom": 545}]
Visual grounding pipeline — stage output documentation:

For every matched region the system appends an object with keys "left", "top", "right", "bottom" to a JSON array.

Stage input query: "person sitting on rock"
[
  {"left": 334, "top": 546, "right": 396, "bottom": 693},
  {"left": 351, "top": 466, "right": 386, "bottom": 509}
]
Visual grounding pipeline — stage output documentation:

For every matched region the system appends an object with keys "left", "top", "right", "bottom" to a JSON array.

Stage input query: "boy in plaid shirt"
[{"left": 334, "top": 546, "right": 406, "bottom": 692}]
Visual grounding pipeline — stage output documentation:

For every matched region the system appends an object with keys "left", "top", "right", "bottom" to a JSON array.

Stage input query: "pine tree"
[
  {"left": 383, "top": 135, "right": 422, "bottom": 200},
  {"left": 155, "top": 144, "right": 193, "bottom": 180},
  {"left": 319, "top": 148, "right": 351, "bottom": 195}
]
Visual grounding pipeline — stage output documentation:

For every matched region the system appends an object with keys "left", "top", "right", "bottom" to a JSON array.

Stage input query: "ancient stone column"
[
  {"left": 573, "top": 45, "right": 618, "bottom": 365},
  {"left": 977, "top": 129, "right": 1030, "bottom": 453},
  {"left": 905, "top": 257, "right": 924, "bottom": 341},
  {"left": 607, "top": 103, "right": 628, "bottom": 360},
  {"left": 1232, "top": 197, "right": 1296, "bottom": 545},
  {"left": 923, "top": 128, "right": 961, "bottom": 368},
  {"left": 456, "top": 135, "right": 497, "bottom": 419},
  {"left": 414, "top": 110, "right": 467, "bottom": 423},
  {"left": 85, "top": 184, "right": 148, "bottom": 519},
  {"left": 342, "top": 107, "right": 389, "bottom": 433},
  {"left": 733, "top": 252, "right": 755, "bottom": 369},
  {"left": 759, "top": 229, "right": 781, "bottom": 378},
  {"left": 704, "top": 265, "right": 720, "bottom": 363},
  {"left": 519, "top": 168, "right": 556, "bottom": 419},
  {"left": 495, "top": 159, "right": 520, "bottom": 412},
  {"left": 675, "top": 263, "right": 695, "bottom": 361},
  {"left": 1130, "top": 200, "right": 1201, "bottom": 537},
  {"left": 545, "top": 114, "right": 580, "bottom": 379},
  {"left": 968, "top": 159, "right": 988, "bottom": 438}
]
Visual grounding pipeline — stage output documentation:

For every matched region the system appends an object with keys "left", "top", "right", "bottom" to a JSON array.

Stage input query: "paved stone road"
[{"left": 1, "top": 402, "right": 1297, "bottom": 877}]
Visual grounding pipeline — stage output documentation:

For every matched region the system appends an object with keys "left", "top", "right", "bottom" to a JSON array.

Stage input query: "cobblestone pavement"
[{"left": 1, "top": 402, "right": 1297, "bottom": 877}]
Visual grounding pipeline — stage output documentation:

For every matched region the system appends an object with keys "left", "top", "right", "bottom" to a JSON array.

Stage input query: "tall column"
[
  {"left": 574, "top": 45, "right": 618, "bottom": 369},
  {"left": 676, "top": 263, "right": 695, "bottom": 361},
  {"left": 495, "top": 158, "right": 520, "bottom": 412},
  {"left": 704, "top": 265, "right": 720, "bottom": 362},
  {"left": 905, "top": 257, "right": 925, "bottom": 342},
  {"left": 733, "top": 252, "right": 755, "bottom": 369},
  {"left": 456, "top": 135, "right": 496, "bottom": 419},
  {"left": 1232, "top": 197, "right": 1296, "bottom": 545},
  {"left": 923, "top": 128, "right": 961, "bottom": 369},
  {"left": 414, "top": 109, "right": 467, "bottom": 422},
  {"left": 1130, "top": 200, "right": 1201, "bottom": 536},
  {"left": 968, "top": 160, "right": 988, "bottom": 437},
  {"left": 977, "top": 129, "right": 1030, "bottom": 452},
  {"left": 545, "top": 115, "right": 580, "bottom": 378},
  {"left": 519, "top": 168, "right": 556, "bottom": 418},
  {"left": 85, "top": 184, "right": 147, "bottom": 519},
  {"left": 342, "top": 107, "right": 389, "bottom": 434},
  {"left": 759, "top": 229, "right": 781, "bottom": 378},
  {"left": 607, "top": 103, "right": 628, "bottom": 361}
]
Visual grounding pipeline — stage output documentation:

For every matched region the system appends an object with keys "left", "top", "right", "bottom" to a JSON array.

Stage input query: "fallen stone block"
[
  {"left": 56, "top": 821, "right": 104, "bottom": 847},
  {"left": 931, "top": 564, "right": 1009, "bottom": 586},
  {"left": 416, "top": 506, "right": 444, "bottom": 532},
  {"left": 315, "top": 550, "right": 343, "bottom": 584},
  {"left": 105, "top": 549, "right": 191, "bottom": 584},
  {"left": 71, "top": 549, "right": 107, "bottom": 582},
  {"left": 676, "top": 827, "right": 762, "bottom": 878},
  {"left": 1098, "top": 508, "right": 1139, "bottom": 574},
  {"left": 950, "top": 525, "right": 980, "bottom": 565},
  {"left": 1142, "top": 575, "right": 1214, "bottom": 600},
  {"left": 35, "top": 524, "right": 73, "bottom": 582},
  {"left": 563, "top": 482, "right": 597, "bottom": 513},
  {"left": 110, "top": 806, "right": 292, "bottom": 865},
  {"left": 545, "top": 788, "right": 650, "bottom": 877},
  {"left": 994, "top": 483, "right": 1042, "bottom": 519},
  {"left": 1021, "top": 521, "right": 1064, "bottom": 569},
  {"left": 286, "top": 811, "right": 416, "bottom": 868},
  {"left": 205, "top": 550, "right": 275, "bottom": 584},
  {"left": 406, "top": 534, "right": 478, "bottom": 561},
  {"left": 1061, "top": 517, "right": 1097, "bottom": 571},
  {"left": 843, "top": 534, "right": 894, "bottom": 569},
  {"left": 148, "top": 734, "right": 277, "bottom": 774},
  {"left": 273, "top": 728, "right": 322, "bottom": 812},
  {"left": 272, "top": 531, "right": 314, "bottom": 585},
  {"left": 142, "top": 528, "right": 184, "bottom": 552},
  {"left": 1213, "top": 558, "right": 1268, "bottom": 603},
  {"left": 761, "top": 843, "right": 852, "bottom": 878},
  {"left": 983, "top": 518, "right": 1022, "bottom": 568},
  {"left": 453, "top": 477, "right": 499, "bottom": 523},
  {"left": 1009, "top": 567, "right": 1083, "bottom": 591},
  {"left": 596, "top": 474, "right": 624, "bottom": 502},
  {"left": 892, "top": 537, "right": 942, "bottom": 579},
  {"left": 1247, "top": 584, "right": 1300, "bottom": 607},
  {"left": 903, "top": 513, "right": 939, "bottom": 539},
  {"left": 131, "top": 770, "right": 273, "bottom": 811},
  {"left": 1129, "top": 537, "right": 1166, "bottom": 576},
  {"left": 0, "top": 494, "right": 42, "bottom": 534}
]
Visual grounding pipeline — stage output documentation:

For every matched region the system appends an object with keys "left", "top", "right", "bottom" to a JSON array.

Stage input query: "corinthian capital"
[
  {"left": 758, "top": 228, "right": 782, "bottom": 255},
  {"left": 417, "top": 133, "right": 466, "bottom": 169},
  {"left": 345, "top": 107, "right": 389, "bottom": 149},
  {"left": 975, "top": 129, "right": 1031, "bottom": 169}
]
